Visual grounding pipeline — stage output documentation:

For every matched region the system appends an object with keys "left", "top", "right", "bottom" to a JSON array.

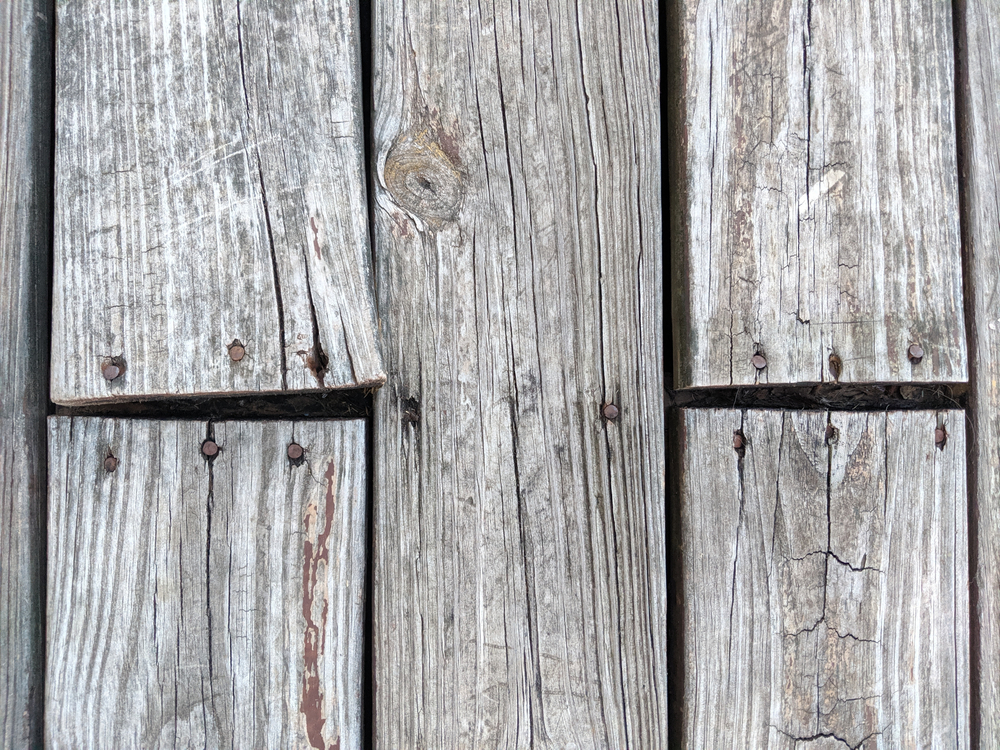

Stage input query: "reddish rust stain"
[
  {"left": 300, "top": 460, "right": 338, "bottom": 749},
  {"left": 310, "top": 216, "right": 323, "bottom": 260}
]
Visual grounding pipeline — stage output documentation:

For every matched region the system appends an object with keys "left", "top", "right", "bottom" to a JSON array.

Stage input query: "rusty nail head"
[
  {"left": 908, "top": 344, "right": 924, "bottom": 363},
  {"left": 229, "top": 342, "right": 246, "bottom": 362},
  {"left": 602, "top": 403, "right": 619, "bottom": 420},
  {"left": 104, "top": 455, "right": 118, "bottom": 473},
  {"left": 202, "top": 440, "right": 219, "bottom": 457},
  {"left": 752, "top": 354, "right": 767, "bottom": 370},
  {"left": 935, "top": 426, "right": 947, "bottom": 444},
  {"left": 733, "top": 432, "right": 745, "bottom": 450},
  {"left": 102, "top": 364, "right": 121, "bottom": 381},
  {"left": 287, "top": 443, "right": 304, "bottom": 460}
]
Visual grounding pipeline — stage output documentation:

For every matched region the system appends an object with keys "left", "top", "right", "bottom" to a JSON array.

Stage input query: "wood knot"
[{"left": 384, "top": 129, "right": 464, "bottom": 223}]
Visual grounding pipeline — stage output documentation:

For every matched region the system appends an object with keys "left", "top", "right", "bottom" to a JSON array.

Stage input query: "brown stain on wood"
[
  {"left": 300, "top": 460, "right": 338, "bottom": 749},
  {"left": 310, "top": 216, "right": 323, "bottom": 260}
]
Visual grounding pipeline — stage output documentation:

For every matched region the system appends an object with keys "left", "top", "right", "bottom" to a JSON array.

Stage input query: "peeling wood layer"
[
  {"left": 45, "top": 417, "right": 366, "bottom": 750},
  {"left": 370, "top": 0, "right": 665, "bottom": 746},
  {"left": 51, "top": 0, "right": 384, "bottom": 405},
  {"left": 676, "top": 409, "right": 969, "bottom": 747},
  {"left": 671, "top": 0, "right": 966, "bottom": 387}
]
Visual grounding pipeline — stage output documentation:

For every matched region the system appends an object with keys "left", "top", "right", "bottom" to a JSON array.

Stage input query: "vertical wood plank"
[
  {"left": 45, "top": 417, "right": 367, "bottom": 749},
  {"left": 959, "top": 0, "right": 1000, "bottom": 742},
  {"left": 677, "top": 409, "right": 969, "bottom": 748},
  {"left": 52, "top": 0, "right": 383, "bottom": 405},
  {"left": 670, "top": 0, "right": 966, "bottom": 387},
  {"left": 370, "top": 0, "right": 664, "bottom": 746},
  {"left": 0, "top": 2, "right": 52, "bottom": 746}
]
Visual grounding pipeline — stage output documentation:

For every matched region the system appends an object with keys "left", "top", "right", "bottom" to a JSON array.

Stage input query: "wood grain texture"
[
  {"left": 52, "top": 0, "right": 383, "bottom": 405},
  {"left": 0, "top": 2, "right": 52, "bottom": 746},
  {"left": 370, "top": 0, "right": 664, "bottom": 747},
  {"left": 670, "top": 0, "right": 967, "bottom": 387},
  {"left": 958, "top": 0, "right": 1000, "bottom": 743},
  {"left": 46, "top": 417, "right": 367, "bottom": 749},
  {"left": 676, "top": 409, "right": 969, "bottom": 748}
]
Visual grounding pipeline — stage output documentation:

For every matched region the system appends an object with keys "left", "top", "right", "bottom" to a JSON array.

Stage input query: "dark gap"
[
  {"left": 665, "top": 410, "right": 684, "bottom": 750},
  {"left": 358, "top": 0, "right": 378, "bottom": 746},
  {"left": 952, "top": 0, "right": 980, "bottom": 744},
  {"left": 53, "top": 390, "right": 372, "bottom": 421},
  {"left": 37, "top": 1, "right": 57, "bottom": 747},
  {"left": 667, "top": 382, "right": 968, "bottom": 412}
]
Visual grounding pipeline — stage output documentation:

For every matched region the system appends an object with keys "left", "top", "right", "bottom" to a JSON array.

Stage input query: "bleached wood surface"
[
  {"left": 0, "top": 3, "right": 52, "bottom": 747},
  {"left": 959, "top": 0, "right": 1000, "bottom": 743},
  {"left": 670, "top": 0, "right": 966, "bottom": 387},
  {"left": 46, "top": 417, "right": 367, "bottom": 749},
  {"left": 370, "top": 0, "right": 665, "bottom": 747},
  {"left": 52, "top": 0, "right": 383, "bottom": 405},
  {"left": 676, "top": 409, "right": 969, "bottom": 748}
]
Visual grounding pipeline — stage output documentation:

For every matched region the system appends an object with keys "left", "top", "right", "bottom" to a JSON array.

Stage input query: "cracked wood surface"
[
  {"left": 0, "top": 2, "right": 51, "bottom": 747},
  {"left": 959, "top": 0, "right": 1000, "bottom": 743},
  {"left": 370, "top": 0, "right": 665, "bottom": 747},
  {"left": 669, "top": 0, "right": 967, "bottom": 387},
  {"left": 51, "top": 0, "right": 383, "bottom": 405},
  {"left": 45, "top": 417, "right": 366, "bottom": 749},
  {"left": 674, "top": 409, "right": 969, "bottom": 748}
]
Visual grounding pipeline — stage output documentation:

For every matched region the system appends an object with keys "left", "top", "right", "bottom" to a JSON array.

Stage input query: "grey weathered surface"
[
  {"left": 46, "top": 417, "right": 367, "bottom": 749},
  {"left": 370, "top": 0, "right": 664, "bottom": 747},
  {"left": 52, "top": 0, "right": 383, "bottom": 405},
  {"left": 676, "top": 409, "right": 969, "bottom": 748},
  {"left": 0, "top": 2, "right": 52, "bottom": 747},
  {"left": 959, "top": 0, "right": 1000, "bottom": 743},
  {"left": 669, "top": 0, "right": 966, "bottom": 387}
]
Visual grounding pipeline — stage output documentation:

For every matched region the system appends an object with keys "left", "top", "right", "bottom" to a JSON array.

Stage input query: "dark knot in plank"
[{"left": 384, "top": 129, "right": 464, "bottom": 223}]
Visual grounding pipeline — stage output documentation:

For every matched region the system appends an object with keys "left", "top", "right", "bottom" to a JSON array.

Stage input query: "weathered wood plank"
[
  {"left": 958, "top": 0, "right": 1000, "bottom": 742},
  {"left": 669, "top": 0, "right": 966, "bottom": 387},
  {"left": 675, "top": 409, "right": 969, "bottom": 747},
  {"left": 52, "top": 0, "right": 383, "bottom": 405},
  {"left": 46, "top": 417, "right": 367, "bottom": 749},
  {"left": 370, "top": 0, "right": 664, "bottom": 746},
  {"left": 0, "top": 2, "right": 52, "bottom": 746}
]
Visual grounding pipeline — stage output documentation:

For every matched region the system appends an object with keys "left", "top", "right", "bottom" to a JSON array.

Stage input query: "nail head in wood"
[
  {"left": 287, "top": 443, "right": 304, "bottom": 460},
  {"left": 602, "top": 403, "right": 619, "bottom": 420},
  {"left": 751, "top": 354, "right": 767, "bottom": 370},
  {"left": 104, "top": 455, "right": 118, "bottom": 473},
  {"left": 102, "top": 364, "right": 121, "bottom": 381},
  {"left": 201, "top": 440, "right": 219, "bottom": 457},
  {"left": 908, "top": 344, "right": 925, "bottom": 363},
  {"left": 228, "top": 340, "right": 246, "bottom": 362},
  {"left": 733, "top": 432, "right": 745, "bottom": 451},
  {"left": 935, "top": 426, "right": 947, "bottom": 449}
]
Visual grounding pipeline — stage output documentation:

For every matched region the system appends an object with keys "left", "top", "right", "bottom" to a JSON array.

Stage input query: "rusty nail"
[
  {"left": 102, "top": 364, "right": 121, "bottom": 381},
  {"left": 825, "top": 423, "right": 838, "bottom": 444},
  {"left": 602, "top": 403, "right": 619, "bottom": 420},
  {"left": 829, "top": 354, "right": 842, "bottom": 381},
  {"left": 228, "top": 340, "right": 246, "bottom": 362},
  {"left": 935, "top": 426, "right": 947, "bottom": 448},
  {"left": 751, "top": 353, "right": 767, "bottom": 370},
  {"left": 908, "top": 344, "right": 924, "bottom": 364},
  {"left": 202, "top": 440, "right": 219, "bottom": 457},
  {"left": 287, "top": 443, "right": 304, "bottom": 460},
  {"left": 104, "top": 455, "right": 118, "bottom": 473},
  {"left": 733, "top": 432, "right": 744, "bottom": 450}
]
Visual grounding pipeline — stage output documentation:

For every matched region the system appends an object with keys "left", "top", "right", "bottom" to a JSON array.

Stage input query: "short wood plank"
[
  {"left": 371, "top": 0, "right": 665, "bottom": 747},
  {"left": 959, "top": 0, "right": 1000, "bottom": 742},
  {"left": 676, "top": 409, "right": 969, "bottom": 748},
  {"left": 46, "top": 417, "right": 367, "bottom": 749},
  {"left": 669, "top": 0, "right": 966, "bottom": 387},
  {"left": 0, "top": 2, "right": 52, "bottom": 746},
  {"left": 52, "top": 1, "right": 383, "bottom": 405}
]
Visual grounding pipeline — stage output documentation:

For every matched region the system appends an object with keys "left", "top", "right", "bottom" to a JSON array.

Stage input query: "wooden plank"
[
  {"left": 370, "top": 0, "right": 664, "bottom": 746},
  {"left": 45, "top": 417, "right": 367, "bottom": 749},
  {"left": 669, "top": 0, "right": 966, "bottom": 387},
  {"left": 51, "top": 1, "right": 383, "bottom": 405},
  {"left": 675, "top": 409, "right": 969, "bottom": 747},
  {"left": 0, "top": 2, "right": 52, "bottom": 746},
  {"left": 958, "top": 0, "right": 1000, "bottom": 742}
]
